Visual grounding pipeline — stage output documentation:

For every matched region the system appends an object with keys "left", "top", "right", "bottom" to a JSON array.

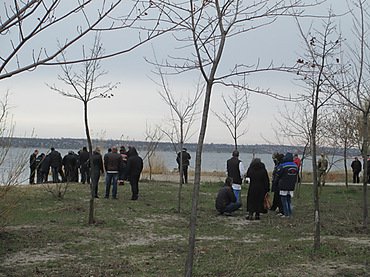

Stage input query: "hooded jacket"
[{"left": 276, "top": 152, "right": 298, "bottom": 191}]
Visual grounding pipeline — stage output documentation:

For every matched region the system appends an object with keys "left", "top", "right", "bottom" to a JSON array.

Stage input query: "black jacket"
[
  {"left": 48, "top": 150, "right": 62, "bottom": 168},
  {"left": 125, "top": 148, "right": 143, "bottom": 179},
  {"left": 227, "top": 157, "right": 242, "bottom": 184},
  {"left": 215, "top": 186, "right": 236, "bottom": 213}
]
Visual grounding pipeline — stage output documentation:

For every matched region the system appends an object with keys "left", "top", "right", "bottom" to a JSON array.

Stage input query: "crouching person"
[{"left": 215, "top": 177, "right": 242, "bottom": 216}]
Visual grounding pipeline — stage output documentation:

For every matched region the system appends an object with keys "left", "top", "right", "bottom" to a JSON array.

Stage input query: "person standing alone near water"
[
  {"left": 351, "top": 157, "right": 362, "bottom": 184},
  {"left": 29, "top": 149, "right": 39, "bottom": 184},
  {"left": 176, "top": 148, "right": 191, "bottom": 184}
]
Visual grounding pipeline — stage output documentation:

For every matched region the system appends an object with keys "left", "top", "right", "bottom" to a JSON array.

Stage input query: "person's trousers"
[
  {"left": 130, "top": 175, "right": 140, "bottom": 199},
  {"left": 224, "top": 202, "right": 242, "bottom": 213},
  {"left": 280, "top": 194, "right": 292, "bottom": 217},
  {"left": 105, "top": 172, "right": 118, "bottom": 198},
  {"left": 353, "top": 171, "right": 360, "bottom": 183},
  {"left": 29, "top": 166, "right": 36, "bottom": 184}
]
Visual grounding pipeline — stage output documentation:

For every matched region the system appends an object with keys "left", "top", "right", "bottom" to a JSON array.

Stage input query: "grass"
[{"left": 0, "top": 180, "right": 369, "bottom": 277}]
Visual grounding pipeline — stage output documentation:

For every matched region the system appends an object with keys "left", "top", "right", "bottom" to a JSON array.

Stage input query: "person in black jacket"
[
  {"left": 176, "top": 148, "right": 191, "bottom": 184},
  {"left": 351, "top": 157, "right": 362, "bottom": 183},
  {"left": 245, "top": 158, "right": 270, "bottom": 220},
  {"left": 29, "top": 149, "right": 39, "bottom": 184},
  {"left": 270, "top": 153, "right": 284, "bottom": 215},
  {"left": 35, "top": 152, "right": 45, "bottom": 184},
  {"left": 91, "top": 147, "right": 104, "bottom": 198},
  {"left": 48, "top": 147, "right": 63, "bottom": 183},
  {"left": 125, "top": 146, "right": 143, "bottom": 200},
  {"left": 63, "top": 151, "right": 79, "bottom": 182},
  {"left": 79, "top": 146, "right": 90, "bottom": 184},
  {"left": 215, "top": 177, "right": 241, "bottom": 215}
]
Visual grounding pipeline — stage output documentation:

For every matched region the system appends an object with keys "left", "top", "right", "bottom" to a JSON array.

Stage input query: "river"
[{"left": 3, "top": 147, "right": 354, "bottom": 184}]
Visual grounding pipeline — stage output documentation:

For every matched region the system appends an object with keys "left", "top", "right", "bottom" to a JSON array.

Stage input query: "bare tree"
[
  {"left": 322, "top": 104, "right": 359, "bottom": 187},
  {"left": 0, "top": 92, "right": 29, "bottom": 230},
  {"left": 155, "top": 67, "right": 202, "bottom": 213},
  {"left": 329, "top": 0, "right": 370, "bottom": 229},
  {"left": 0, "top": 0, "right": 172, "bottom": 80},
  {"left": 149, "top": 0, "right": 322, "bottom": 275},
  {"left": 213, "top": 89, "right": 249, "bottom": 150},
  {"left": 142, "top": 123, "right": 164, "bottom": 181},
  {"left": 48, "top": 35, "right": 118, "bottom": 224},
  {"left": 295, "top": 13, "right": 343, "bottom": 250}
]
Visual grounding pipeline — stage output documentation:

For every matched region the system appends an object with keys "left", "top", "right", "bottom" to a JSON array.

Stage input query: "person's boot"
[{"left": 246, "top": 212, "right": 253, "bottom": 220}]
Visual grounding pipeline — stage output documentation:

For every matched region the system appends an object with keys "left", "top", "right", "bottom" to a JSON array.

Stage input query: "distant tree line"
[{"left": 7, "top": 137, "right": 361, "bottom": 156}]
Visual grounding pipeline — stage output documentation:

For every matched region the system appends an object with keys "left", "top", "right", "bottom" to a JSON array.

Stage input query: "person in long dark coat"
[
  {"left": 62, "top": 151, "right": 78, "bottom": 182},
  {"left": 245, "top": 158, "right": 270, "bottom": 220},
  {"left": 124, "top": 146, "right": 143, "bottom": 200}
]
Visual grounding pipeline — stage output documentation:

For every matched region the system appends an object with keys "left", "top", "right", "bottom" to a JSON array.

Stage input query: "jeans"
[
  {"left": 280, "top": 194, "right": 292, "bottom": 217},
  {"left": 105, "top": 172, "right": 118, "bottom": 198},
  {"left": 233, "top": 189, "right": 241, "bottom": 203},
  {"left": 224, "top": 202, "right": 242, "bottom": 213}
]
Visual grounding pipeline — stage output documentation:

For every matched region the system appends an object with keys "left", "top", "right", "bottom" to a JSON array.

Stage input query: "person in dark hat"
[{"left": 176, "top": 147, "right": 191, "bottom": 184}]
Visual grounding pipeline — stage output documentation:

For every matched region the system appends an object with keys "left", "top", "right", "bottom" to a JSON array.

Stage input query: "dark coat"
[
  {"left": 125, "top": 148, "right": 143, "bottom": 180},
  {"left": 48, "top": 150, "right": 62, "bottom": 168},
  {"left": 227, "top": 156, "right": 243, "bottom": 184},
  {"left": 176, "top": 150, "right": 191, "bottom": 167},
  {"left": 79, "top": 150, "right": 90, "bottom": 168},
  {"left": 246, "top": 159, "right": 270, "bottom": 213},
  {"left": 104, "top": 152, "right": 122, "bottom": 172},
  {"left": 351, "top": 159, "right": 362, "bottom": 173},
  {"left": 29, "top": 153, "right": 37, "bottom": 169},
  {"left": 91, "top": 151, "right": 104, "bottom": 174},
  {"left": 215, "top": 185, "right": 236, "bottom": 213},
  {"left": 40, "top": 155, "right": 51, "bottom": 173}
]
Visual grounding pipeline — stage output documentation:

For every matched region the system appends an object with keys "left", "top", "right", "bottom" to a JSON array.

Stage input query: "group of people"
[
  {"left": 29, "top": 145, "right": 143, "bottom": 201},
  {"left": 215, "top": 150, "right": 300, "bottom": 220}
]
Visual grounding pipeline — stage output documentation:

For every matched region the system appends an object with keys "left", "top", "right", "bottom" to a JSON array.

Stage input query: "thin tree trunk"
[
  {"left": 343, "top": 140, "right": 348, "bottom": 188},
  {"left": 312, "top": 117, "right": 320, "bottom": 250},
  {"left": 362, "top": 113, "right": 368, "bottom": 229},
  {"left": 84, "top": 101, "right": 95, "bottom": 225},
  {"left": 184, "top": 83, "right": 212, "bottom": 277},
  {"left": 177, "top": 124, "right": 184, "bottom": 213}
]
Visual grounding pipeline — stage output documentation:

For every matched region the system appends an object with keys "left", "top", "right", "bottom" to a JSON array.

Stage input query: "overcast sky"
[{"left": 2, "top": 1, "right": 351, "bottom": 145}]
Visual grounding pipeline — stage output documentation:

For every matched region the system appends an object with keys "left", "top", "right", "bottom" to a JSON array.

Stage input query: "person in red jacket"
[{"left": 293, "top": 153, "right": 302, "bottom": 183}]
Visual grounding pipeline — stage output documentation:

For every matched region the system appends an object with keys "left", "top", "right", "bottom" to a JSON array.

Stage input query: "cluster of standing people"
[
  {"left": 215, "top": 150, "right": 300, "bottom": 220},
  {"left": 29, "top": 145, "right": 143, "bottom": 201}
]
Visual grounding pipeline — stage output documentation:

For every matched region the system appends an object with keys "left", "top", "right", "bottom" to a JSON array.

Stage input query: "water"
[
  {"left": 3, "top": 147, "right": 352, "bottom": 184},
  {"left": 149, "top": 151, "right": 350, "bottom": 172}
]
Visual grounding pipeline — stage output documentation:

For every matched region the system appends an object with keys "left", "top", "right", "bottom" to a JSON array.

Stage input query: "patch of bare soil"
[
  {"left": 1, "top": 245, "right": 72, "bottom": 267},
  {"left": 260, "top": 261, "right": 367, "bottom": 277}
]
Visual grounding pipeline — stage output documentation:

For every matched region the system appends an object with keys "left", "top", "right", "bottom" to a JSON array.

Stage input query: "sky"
[{"left": 1, "top": 1, "right": 351, "bottom": 145}]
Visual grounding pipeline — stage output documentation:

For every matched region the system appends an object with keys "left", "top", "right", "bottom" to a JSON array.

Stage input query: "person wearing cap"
[
  {"left": 226, "top": 150, "right": 245, "bottom": 203},
  {"left": 176, "top": 147, "right": 191, "bottom": 184}
]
